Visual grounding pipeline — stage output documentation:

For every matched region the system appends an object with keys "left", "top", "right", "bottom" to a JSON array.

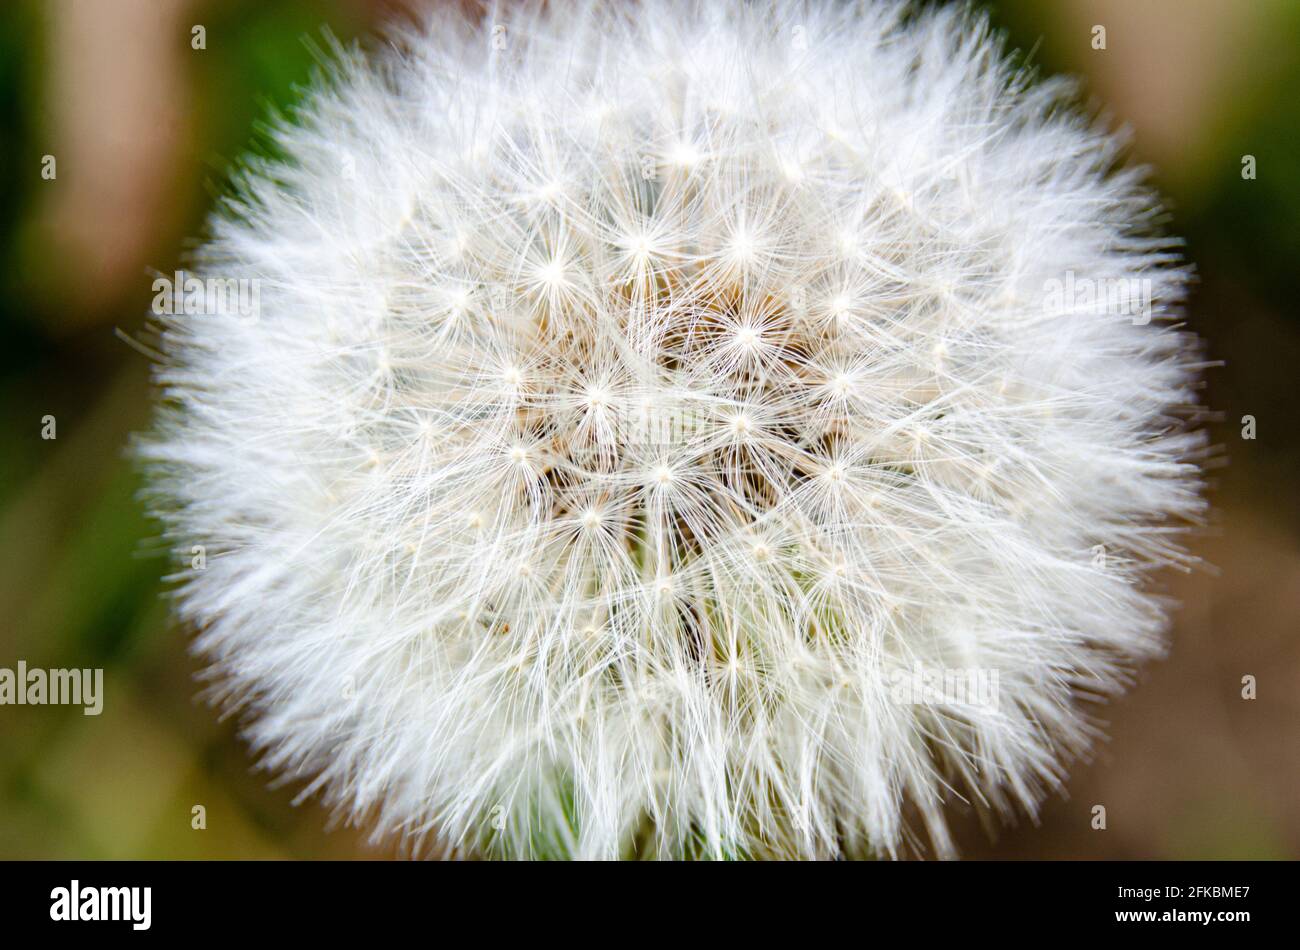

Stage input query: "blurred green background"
[{"left": 0, "top": 0, "right": 1296, "bottom": 859}]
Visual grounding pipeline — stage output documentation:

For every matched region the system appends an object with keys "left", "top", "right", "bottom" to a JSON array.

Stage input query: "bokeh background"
[{"left": 0, "top": 0, "right": 1296, "bottom": 859}]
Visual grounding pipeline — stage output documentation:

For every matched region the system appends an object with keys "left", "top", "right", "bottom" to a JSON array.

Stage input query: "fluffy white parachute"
[{"left": 143, "top": 0, "right": 1205, "bottom": 858}]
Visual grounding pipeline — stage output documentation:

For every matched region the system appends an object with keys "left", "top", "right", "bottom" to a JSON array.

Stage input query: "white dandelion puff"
[{"left": 141, "top": 0, "right": 1206, "bottom": 859}]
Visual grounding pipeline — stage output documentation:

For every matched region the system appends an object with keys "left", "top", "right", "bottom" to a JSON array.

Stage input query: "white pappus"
[{"left": 141, "top": 0, "right": 1206, "bottom": 859}]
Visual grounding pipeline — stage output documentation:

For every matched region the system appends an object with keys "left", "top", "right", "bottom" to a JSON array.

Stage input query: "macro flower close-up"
[{"left": 142, "top": 0, "right": 1203, "bottom": 860}]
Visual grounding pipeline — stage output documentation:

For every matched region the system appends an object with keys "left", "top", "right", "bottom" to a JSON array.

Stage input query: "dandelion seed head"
[{"left": 142, "top": 0, "right": 1205, "bottom": 859}]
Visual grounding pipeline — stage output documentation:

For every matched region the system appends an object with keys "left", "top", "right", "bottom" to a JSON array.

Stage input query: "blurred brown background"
[{"left": 0, "top": 0, "right": 1296, "bottom": 859}]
